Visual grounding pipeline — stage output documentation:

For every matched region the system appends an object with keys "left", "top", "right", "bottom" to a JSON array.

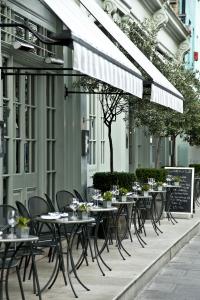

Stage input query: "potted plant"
[
  {"left": 119, "top": 187, "right": 128, "bottom": 202},
  {"left": 77, "top": 203, "right": 89, "bottom": 220},
  {"left": 157, "top": 182, "right": 163, "bottom": 191},
  {"left": 16, "top": 217, "right": 30, "bottom": 238},
  {"left": 102, "top": 191, "right": 112, "bottom": 208},
  {"left": 174, "top": 176, "right": 181, "bottom": 186},
  {"left": 142, "top": 184, "right": 150, "bottom": 197}
]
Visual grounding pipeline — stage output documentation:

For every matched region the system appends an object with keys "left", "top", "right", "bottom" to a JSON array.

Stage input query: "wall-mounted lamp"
[
  {"left": 13, "top": 41, "right": 35, "bottom": 51},
  {"left": 44, "top": 57, "right": 64, "bottom": 65}
]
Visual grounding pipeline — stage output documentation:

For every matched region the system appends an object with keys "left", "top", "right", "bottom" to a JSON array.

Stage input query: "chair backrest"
[
  {"left": 0, "top": 205, "right": 17, "bottom": 225},
  {"left": 16, "top": 201, "right": 30, "bottom": 218},
  {"left": 56, "top": 190, "right": 74, "bottom": 212},
  {"left": 44, "top": 193, "right": 56, "bottom": 212},
  {"left": 28, "top": 196, "right": 50, "bottom": 218},
  {"left": 73, "top": 189, "right": 85, "bottom": 202}
]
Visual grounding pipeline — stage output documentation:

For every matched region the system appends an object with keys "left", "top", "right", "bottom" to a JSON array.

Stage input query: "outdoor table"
[
  {"left": 90, "top": 206, "right": 118, "bottom": 276},
  {"left": 111, "top": 200, "right": 135, "bottom": 260},
  {"left": 0, "top": 234, "right": 39, "bottom": 300},
  {"left": 148, "top": 189, "right": 166, "bottom": 235},
  {"left": 165, "top": 185, "right": 181, "bottom": 224},
  {"left": 127, "top": 194, "right": 154, "bottom": 247},
  {"left": 36, "top": 214, "right": 95, "bottom": 298}
]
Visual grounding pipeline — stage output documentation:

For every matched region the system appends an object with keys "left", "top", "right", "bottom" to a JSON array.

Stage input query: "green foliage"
[
  {"left": 93, "top": 172, "right": 136, "bottom": 193},
  {"left": 136, "top": 168, "right": 167, "bottom": 183},
  {"left": 189, "top": 164, "right": 200, "bottom": 175},
  {"left": 173, "top": 176, "right": 181, "bottom": 182},
  {"left": 142, "top": 184, "right": 150, "bottom": 191},
  {"left": 103, "top": 191, "right": 112, "bottom": 201},
  {"left": 119, "top": 187, "right": 128, "bottom": 195},
  {"left": 122, "top": 17, "right": 200, "bottom": 159},
  {"left": 17, "top": 217, "right": 30, "bottom": 227},
  {"left": 77, "top": 203, "right": 89, "bottom": 212}
]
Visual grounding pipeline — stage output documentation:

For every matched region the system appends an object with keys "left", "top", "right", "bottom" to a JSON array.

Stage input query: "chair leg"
[{"left": 16, "top": 266, "right": 25, "bottom": 300}]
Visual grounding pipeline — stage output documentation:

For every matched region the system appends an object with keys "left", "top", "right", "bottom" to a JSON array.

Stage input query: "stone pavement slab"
[
  {"left": 6, "top": 206, "right": 200, "bottom": 300},
  {"left": 136, "top": 231, "right": 200, "bottom": 300}
]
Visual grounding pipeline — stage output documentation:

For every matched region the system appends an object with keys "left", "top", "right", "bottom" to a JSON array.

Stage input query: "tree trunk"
[
  {"left": 171, "top": 135, "right": 176, "bottom": 167},
  {"left": 108, "top": 124, "right": 114, "bottom": 173},
  {"left": 155, "top": 136, "right": 162, "bottom": 168}
]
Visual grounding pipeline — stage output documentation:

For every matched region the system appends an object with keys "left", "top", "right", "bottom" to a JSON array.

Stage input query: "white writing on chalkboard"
[{"left": 165, "top": 167, "right": 194, "bottom": 214}]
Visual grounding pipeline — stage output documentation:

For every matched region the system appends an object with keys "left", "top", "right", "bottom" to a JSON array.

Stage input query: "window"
[
  {"left": 24, "top": 75, "right": 36, "bottom": 173},
  {"left": 46, "top": 76, "right": 56, "bottom": 199},
  {"left": 0, "top": 5, "right": 55, "bottom": 57},
  {"left": 88, "top": 96, "right": 96, "bottom": 165},
  {"left": 100, "top": 112, "right": 105, "bottom": 164}
]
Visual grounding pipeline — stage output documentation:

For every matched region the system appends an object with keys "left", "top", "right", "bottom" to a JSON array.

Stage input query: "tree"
[
  {"left": 122, "top": 17, "right": 200, "bottom": 167},
  {"left": 74, "top": 77, "right": 129, "bottom": 172}
]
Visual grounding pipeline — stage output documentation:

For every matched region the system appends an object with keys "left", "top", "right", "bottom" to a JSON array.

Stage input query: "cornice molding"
[
  {"left": 153, "top": 6, "right": 169, "bottom": 29},
  {"left": 175, "top": 39, "right": 190, "bottom": 62}
]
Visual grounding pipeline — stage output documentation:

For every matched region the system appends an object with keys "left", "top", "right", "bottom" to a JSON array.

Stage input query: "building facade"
[{"left": 0, "top": 0, "right": 190, "bottom": 206}]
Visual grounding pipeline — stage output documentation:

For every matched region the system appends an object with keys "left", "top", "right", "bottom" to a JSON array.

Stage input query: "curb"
[{"left": 113, "top": 221, "right": 200, "bottom": 300}]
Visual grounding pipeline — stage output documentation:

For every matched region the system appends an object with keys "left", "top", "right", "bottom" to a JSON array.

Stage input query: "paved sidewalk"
[
  {"left": 136, "top": 231, "right": 200, "bottom": 300},
  {"left": 6, "top": 206, "right": 200, "bottom": 300}
]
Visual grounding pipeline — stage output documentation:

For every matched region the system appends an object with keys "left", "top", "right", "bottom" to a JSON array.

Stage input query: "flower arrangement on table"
[
  {"left": 102, "top": 191, "right": 112, "bottom": 208},
  {"left": 157, "top": 181, "right": 163, "bottom": 191},
  {"left": 16, "top": 217, "right": 30, "bottom": 238},
  {"left": 142, "top": 184, "right": 150, "bottom": 196},
  {"left": 119, "top": 187, "right": 128, "bottom": 202},
  {"left": 77, "top": 203, "right": 90, "bottom": 219},
  {"left": 173, "top": 176, "right": 181, "bottom": 186}
]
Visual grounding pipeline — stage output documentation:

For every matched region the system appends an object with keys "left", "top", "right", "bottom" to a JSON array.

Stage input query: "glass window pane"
[
  {"left": 52, "top": 111, "right": 55, "bottom": 139},
  {"left": 25, "top": 106, "right": 29, "bottom": 138},
  {"left": 31, "top": 142, "right": 35, "bottom": 172},
  {"left": 15, "top": 104, "right": 20, "bottom": 138},
  {"left": 31, "top": 108, "right": 35, "bottom": 139},
  {"left": 24, "top": 141, "right": 29, "bottom": 173},
  {"left": 3, "top": 177, "right": 9, "bottom": 205},
  {"left": 25, "top": 75, "right": 29, "bottom": 104},
  {"left": 31, "top": 76, "right": 35, "bottom": 105},
  {"left": 16, "top": 140, "right": 21, "bottom": 173},
  {"left": 3, "top": 139, "right": 8, "bottom": 174},
  {"left": 15, "top": 75, "right": 20, "bottom": 101},
  {"left": 52, "top": 142, "right": 55, "bottom": 169}
]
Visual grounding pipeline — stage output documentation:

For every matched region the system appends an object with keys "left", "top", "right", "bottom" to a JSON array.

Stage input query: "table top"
[
  {"left": 0, "top": 234, "right": 38, "bottom": 243},
  {"left": 112, "top": 200, "right": 135, "bottom": 205},
  {"left": 148, "top": 190, "right": 166, "bottom": 193},
  {"left": 36, "top": 215, "right": 95, "bottom": 225},
  {"left": 127, "top": 194, "right": 152, "bottom": 199},
  {"left": 90, "top": 206, "right": 118, "bottom": 212}
]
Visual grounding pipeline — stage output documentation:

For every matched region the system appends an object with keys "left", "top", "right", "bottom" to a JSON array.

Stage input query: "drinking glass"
[{"left": 7, "top": 209, "right": 17, "bottom": 236}]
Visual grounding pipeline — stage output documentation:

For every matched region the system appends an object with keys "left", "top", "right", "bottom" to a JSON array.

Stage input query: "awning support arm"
[{"left": 0, "top": 23, "right": 72, "bottom": 46}]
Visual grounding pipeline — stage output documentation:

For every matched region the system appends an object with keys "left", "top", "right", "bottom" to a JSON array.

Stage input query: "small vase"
[
  {"left": 79, "top": 212, "right": 88, "bottom": 220},
  {"left": 16, "top": 226, "right": 30, "bottom": 238},
  {"left": 158, "top": 186, "right": 163, "bottom": 191},
  {"left": 143, "top": 191, "right": 149, "bottom": 197},
  {"left": 121, "top": 195, "right": 126, "bottom": 202},
  {"left": 174, "top": 182, "right": 179, "bottom": 186},
  {"left": 103, "top": 201, "right": 112, "bottom": 208}
]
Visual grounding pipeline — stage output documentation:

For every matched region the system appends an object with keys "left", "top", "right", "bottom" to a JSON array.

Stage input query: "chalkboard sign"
[{"left": 165, "top": 167, "right": 194, "bottom": 214}]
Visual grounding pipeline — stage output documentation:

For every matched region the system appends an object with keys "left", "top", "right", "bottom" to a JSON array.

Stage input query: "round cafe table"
[
  {"left": 0, "top": 234, "right": 39, "bottom": 300},
  {"left": 90, "top": 206, "right": 118, "bottom": 276},
  {"left": 36, "top": 214, "right": 95, "bottom": 298}
]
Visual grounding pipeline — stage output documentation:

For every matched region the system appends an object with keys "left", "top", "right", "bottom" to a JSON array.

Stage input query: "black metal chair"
[
  {"left": 56, "top": 190, "right": 74, "bottom": 212},
  {"left": 28, "top": 196, "right": 57, "bottom": 263},
  {"left": 44, "top": 193, "right": 56, "bottom": 212},
  {"left": 73, "top": 189, "right": 85, "bottom": 203},
  {"left": 0, "top": 205, "right": 25, "bottom": 300}
]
